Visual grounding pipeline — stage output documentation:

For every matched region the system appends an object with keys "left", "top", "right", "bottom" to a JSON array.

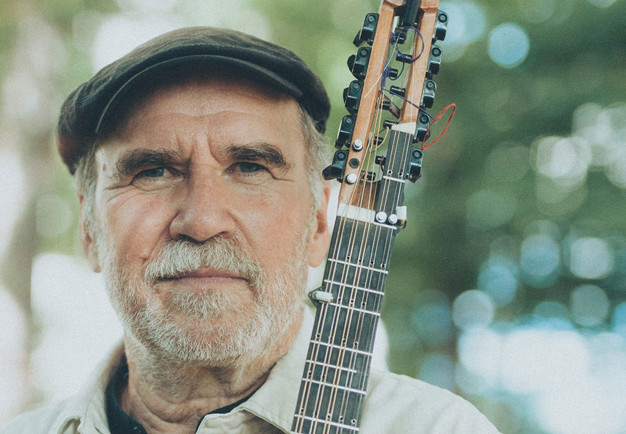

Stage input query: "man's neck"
[{"left": 119, "top": 312, "right": 303, "bottom": 434}]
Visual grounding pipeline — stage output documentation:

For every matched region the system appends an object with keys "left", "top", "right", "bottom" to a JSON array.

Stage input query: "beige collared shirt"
[{"left": 1, "top": 308, "right": 499, "bottom": 433}]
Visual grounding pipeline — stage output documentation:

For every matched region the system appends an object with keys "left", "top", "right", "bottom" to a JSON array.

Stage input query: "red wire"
[{"left": 421, "top": 103, "right": 457, "bottom": 150}]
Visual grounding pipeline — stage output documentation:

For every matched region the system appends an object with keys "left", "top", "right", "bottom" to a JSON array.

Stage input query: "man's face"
[{"left": 80, "top": 77, "right": 330, "bottom": 366}]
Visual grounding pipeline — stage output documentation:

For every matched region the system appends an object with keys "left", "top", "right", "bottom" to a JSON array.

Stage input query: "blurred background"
[{"left": 1, "top": 0, "right": 625, "bottom": 432}]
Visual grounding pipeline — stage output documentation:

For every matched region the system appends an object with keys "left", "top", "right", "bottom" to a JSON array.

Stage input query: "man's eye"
[
  {"left": 236, "top": 162, "right": 266, "bottom": 173},
  {"left": 140, "top": 167, "right": 167, "bottom": 178},
  {"left": 132, "top": 167, "right": 181, "bottom": 190}
]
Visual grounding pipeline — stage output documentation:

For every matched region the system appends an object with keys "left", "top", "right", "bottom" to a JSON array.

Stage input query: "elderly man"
[{"left": 2, "top": 28, "right": 499, "bottom": 433}]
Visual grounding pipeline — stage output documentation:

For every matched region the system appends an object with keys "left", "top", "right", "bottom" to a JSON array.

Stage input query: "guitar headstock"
[{"left": 323, "top": 0, "right": 448, "bottom": 221}]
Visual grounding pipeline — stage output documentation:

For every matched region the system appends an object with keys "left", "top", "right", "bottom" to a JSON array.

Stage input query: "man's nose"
[{"left": 169, "top": 173, "right": 237, "bottom": 243}]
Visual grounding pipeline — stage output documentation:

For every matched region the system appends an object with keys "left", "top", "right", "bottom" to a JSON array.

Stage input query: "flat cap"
[{"left": 57, "top": 26, "right": 331, "bottom": 174}]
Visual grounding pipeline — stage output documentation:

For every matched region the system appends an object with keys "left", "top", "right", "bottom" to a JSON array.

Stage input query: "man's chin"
[{"left": 135, "top": 311, "right": 274, "bottom": 365}]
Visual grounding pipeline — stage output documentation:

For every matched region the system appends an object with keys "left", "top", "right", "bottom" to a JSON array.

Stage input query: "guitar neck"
[
  {"left": 292, "top": 129, "right": 415, "bottom": 432},
  {"left": 291, "top": 0, "right": 446, "bottom": 430}
]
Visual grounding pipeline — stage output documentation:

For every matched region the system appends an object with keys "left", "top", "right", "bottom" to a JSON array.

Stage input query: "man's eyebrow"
[
  {"left": 225, "top": 143, "right": 290, "bottom": 168},
  {"left": 114, "top": 148, "right": 181, "bottom": 178}
]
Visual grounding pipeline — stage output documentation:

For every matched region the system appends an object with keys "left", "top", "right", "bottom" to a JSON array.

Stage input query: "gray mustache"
[{"left": 144, "top": 238, "right": 263, "bottom": 285}]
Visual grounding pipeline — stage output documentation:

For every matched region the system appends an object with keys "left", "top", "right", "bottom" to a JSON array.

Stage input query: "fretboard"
[{"left": 291, "top": 129, "right": 415, "bottom": 433}]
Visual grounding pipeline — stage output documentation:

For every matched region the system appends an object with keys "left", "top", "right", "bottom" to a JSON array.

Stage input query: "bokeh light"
[
  {"left": 452, "top": 290, "right": 495, "bottom": 329},
  {"left": 570, "top": 285, "right": 610, "bottom": 327},
  {"left": 477, "top": 257, "right": 518, "bottom": 306},
  {"left": 411, "top": 290, "right": 454, "bottom": 345},
  {"left": 520, "top": 234, "right": 561, "bottom": 288},
  {"left": 568, "top": 237, "right": 614, "bottom": 280},
  {"left": 488, "top": 22, "right": 530, "bottom": 68}
]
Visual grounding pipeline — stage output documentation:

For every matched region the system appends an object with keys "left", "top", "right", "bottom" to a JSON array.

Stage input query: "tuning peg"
[
  {"left": 383, "top": 119, "right": 397, "bottom": 129},
  {"left": 421, "top": 79, "right": 436, "bottom": 108},
  {"left": 427, "top": 45, "right": 442, "bottom": 75},
  {"left": 414, "top": 113, "right": 431, "bottom": 142},
  {"left": 347, "top": 47, "right": 371, "bottom": 80},
  {"left": 353, "top": 13, "right": 379, "bottom": 47},
  {"left": 390, "top": 85, "right": 406, "bottom": 98},
  {"left": 322, "top": 150, "right": 349, "bottom": 181},
  {"left": 391, "top": 29, "right": 408, "bottom": 45},
  {"left": 434, "top": 11, "right": 448, "bottom": 42},
  {"left": 407, "top": 148, "right": 423, "bottom": 182},
  {"left": 343, "top": 80, "right": 363, "bottom": 114},
  {"left": 386, "top": 67, "right": 400, "bottom": 79},
  {"left": 335, "top": 114, "right": 356, "bottom": 149},
  {"left": 395, "top": 52, "right": 412, "bottom": 63}
]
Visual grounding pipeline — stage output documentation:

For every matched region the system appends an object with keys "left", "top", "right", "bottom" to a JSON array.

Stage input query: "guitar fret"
[
  {"left": 323, "top": 279, "right": 385, "bottom": 296},
  {"left": 382, "top": 174, "right": 406, "bottom": 183},
  {"left": 327, "top": 258, "right": 388, "bottom": 274},
  {"left": 310, "top": 340, "right": 374, "bottom": 357},
  {"left": 328, "top": 302, "right": 381, "bottom": 318},
  {"left": 307, "top": 359, "right": 358, "bottom": 374},
  {"left": 302, "top": 378, "right": 367, "bottom": 396},
  {"left": 292, "top": 415, "right": 359, "bottom": 432}
]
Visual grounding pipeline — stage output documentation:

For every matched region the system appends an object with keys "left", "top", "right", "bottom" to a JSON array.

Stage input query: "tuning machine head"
[
  {"left": 322, "top": 149, "right": 349, "bottom": 181},
  {"left": 421, "top": 79, "right": 436, "bottom": 108},
  {"left": 335, "top": 114, "right": 356, "bottom": 149},
  {"left": 347, "top": 47, "right": 371, "bottom": 80},
  {"left": 414, "top": 113, "right": 431, "bottom": 143},
  {"left": 427, "top": 45, "right": 442, "bottom": 76},
  {"left": 353, "top": 13, "right": 379, "bottom": 47},
  {"left": 434, "top": 11, "right": 448, "bottom": 42},
  {"left": 343, "top": 80, "right": 363, "bottom": 114}
]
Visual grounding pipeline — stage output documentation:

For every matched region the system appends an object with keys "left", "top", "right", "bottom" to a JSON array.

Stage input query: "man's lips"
[{"left": 158, "top": 268, "right": 247, "bottom": 287}]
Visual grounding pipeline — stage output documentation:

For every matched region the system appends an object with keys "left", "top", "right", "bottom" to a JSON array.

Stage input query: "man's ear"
[
  {"left": 308, "top": 182, "right": 332, "bottom": 268},
  {"left": 78, "top": 193, "right": 101, "bottom": 273}
]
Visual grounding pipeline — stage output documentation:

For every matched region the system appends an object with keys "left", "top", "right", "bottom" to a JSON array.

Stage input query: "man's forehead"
[
  {"left": 103, "top": 69, "right": 301, "bottom": 139},
  {"left": 113, "top": 80, "right": 303, "bottom": 147}
]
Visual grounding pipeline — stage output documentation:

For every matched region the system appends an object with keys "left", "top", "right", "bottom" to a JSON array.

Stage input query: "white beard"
[{"left": 96, "top": 233, "right": 309, "bottom": 368}]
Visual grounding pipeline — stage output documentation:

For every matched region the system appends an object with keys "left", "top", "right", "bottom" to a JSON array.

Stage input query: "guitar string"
[
  {"left": 335, "top": 117, "right": 411, "bottom": 426},
  {"left": 328, "top": 26, "right": 430, "bottom": 429},
  {"left": 295, "top": 17, "right": 429, "bottom": 434},
  {"left": 310, "top": 23, "right": 408, "bottom": 427},
  {"left": 322, "top": 79, "right": 414, "bottom": 430},
  {"left": 308, "top": 33, "right": 418, "bottom": 434},
  {"left": 327, "top": 90, "right": 392, "bottom": 429},
  {"left": 303, "top": 142, "right": 370, "bottom": 431},
  {"left": 329, "top": 24, "right": 426, "bottom": 427},
  {"left": 316, "top": 131, "right": 381, "bottom": 432},
  {"left": 308, "top": 94, "right": 380, "bottom": 429},
  {"left": 321, "top": 110, "right": 384, "bottom": 433}
]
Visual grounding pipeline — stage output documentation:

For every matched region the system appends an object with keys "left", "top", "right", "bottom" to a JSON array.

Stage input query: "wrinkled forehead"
[{"left": 98, "top": 63, "right": 303, "bottom": 144}]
